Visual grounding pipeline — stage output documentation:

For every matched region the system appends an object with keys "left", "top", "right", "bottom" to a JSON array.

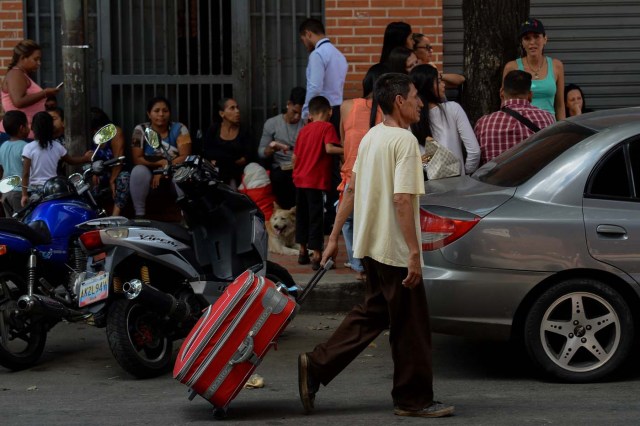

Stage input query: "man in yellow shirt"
[{"left": 298, "top": 73, "right": 454, "bottom": 418}]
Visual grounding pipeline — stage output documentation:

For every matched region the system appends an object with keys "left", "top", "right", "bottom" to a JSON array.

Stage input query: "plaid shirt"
[{"left": 474, "top": 99, "right": 555, "bottom": 164}]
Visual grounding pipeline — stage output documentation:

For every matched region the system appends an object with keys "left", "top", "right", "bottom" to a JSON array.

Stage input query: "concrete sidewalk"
[{"left": 267, "top": 237, "right": 365, "bottom": 312}]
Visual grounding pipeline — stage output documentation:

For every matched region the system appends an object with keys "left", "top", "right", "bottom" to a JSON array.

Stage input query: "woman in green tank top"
[{"left": 503, "top": 18, "right": 565, "bottom": 120}]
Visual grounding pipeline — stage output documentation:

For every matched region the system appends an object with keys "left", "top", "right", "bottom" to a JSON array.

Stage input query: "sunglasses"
[{"left": 415, "top": 45, "right": 433, "bottom": 51}]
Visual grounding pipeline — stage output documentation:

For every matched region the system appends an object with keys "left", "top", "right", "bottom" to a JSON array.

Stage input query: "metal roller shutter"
[{"left": 443, "top": 0, "right": 640, "bottom": 110}]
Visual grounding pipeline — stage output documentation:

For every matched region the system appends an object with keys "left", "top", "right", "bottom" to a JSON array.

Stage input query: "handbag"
[{"left": 422, "top": 137, "right": 461, "bottom": 180}]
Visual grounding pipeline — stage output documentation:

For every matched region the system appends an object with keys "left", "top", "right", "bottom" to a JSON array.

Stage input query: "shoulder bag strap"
[{"left": 501, "top": 106, "right": 541, "bottom": 133}]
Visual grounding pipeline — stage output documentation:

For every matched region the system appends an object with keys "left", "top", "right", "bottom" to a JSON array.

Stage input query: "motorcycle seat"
[
  {"left": 126, "top": 219, "right": 192, "bottom": 246},
  {"left": 0, "top": 218, "right": 51, "bottom": 246}
]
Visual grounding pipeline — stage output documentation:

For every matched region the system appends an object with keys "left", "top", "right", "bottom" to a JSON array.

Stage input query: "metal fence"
[
  {"left": 25, "top": 0, "right": 323, "bottom": 140},
  {"left": 249, "top": 0, "right": 323, "bottom": 133},
  {"left": 98, "top": 0, "right": 249, "bottom": 140}
]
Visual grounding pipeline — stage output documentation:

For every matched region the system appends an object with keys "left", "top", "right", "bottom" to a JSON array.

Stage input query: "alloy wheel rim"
[{"left": 540, "top": 291, "right": 620, "bottom": 372}]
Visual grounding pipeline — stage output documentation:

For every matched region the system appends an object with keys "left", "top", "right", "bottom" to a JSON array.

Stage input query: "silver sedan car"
[{"left": 421, "top": 108, "right": 640, "bottom": 382}]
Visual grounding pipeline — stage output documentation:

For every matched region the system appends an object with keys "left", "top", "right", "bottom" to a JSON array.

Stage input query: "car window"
[
  {"left": 473, "top": 122, "right": 595, "bottom": 187},
  {"left": 587, "top": 146, "right": 631, "bottom": 199},
  {"left": 630, "top": 140, "right": 640, "bottom": 195}
]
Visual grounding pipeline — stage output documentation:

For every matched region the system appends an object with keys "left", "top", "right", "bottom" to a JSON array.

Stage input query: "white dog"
[{"left": 267, "top": 203, "right": 300, "bottom": 255}]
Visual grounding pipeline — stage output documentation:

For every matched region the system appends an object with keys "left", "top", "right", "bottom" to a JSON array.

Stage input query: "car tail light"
[
  {"left": 80, "top": 230, "right": 103, "bottom": 250},
  {"left": 0, "top": 245, "right": 6, "bottom": 256},
  {"left": 420, "top": 208, "right": 480, "bottom": 251}
]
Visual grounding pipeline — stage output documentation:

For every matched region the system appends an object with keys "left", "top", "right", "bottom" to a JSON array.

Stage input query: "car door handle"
[{"left": 596, "top": 224, "right": 627, "bottom": 236}]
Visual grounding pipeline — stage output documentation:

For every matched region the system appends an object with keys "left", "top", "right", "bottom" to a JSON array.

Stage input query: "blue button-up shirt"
[{"left": 302, "top": 38, "right": 348, "bottom": 119}]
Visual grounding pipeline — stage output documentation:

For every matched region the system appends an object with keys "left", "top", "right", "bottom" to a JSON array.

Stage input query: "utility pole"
[{"left": 61, "top": 0, "right": 90, "bottom": 173}]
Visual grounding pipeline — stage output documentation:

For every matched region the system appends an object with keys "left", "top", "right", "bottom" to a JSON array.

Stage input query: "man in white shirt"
[{"left": 298, "top": 73, "right": 454, "bottom": 418}]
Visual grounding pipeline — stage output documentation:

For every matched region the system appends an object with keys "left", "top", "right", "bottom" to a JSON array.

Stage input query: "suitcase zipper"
[
  {"left": 175, "top": 272, "right": 256, "bottom": 381},
  {"left": 186, "top": 276, "right": 266, "bottom": 388}
]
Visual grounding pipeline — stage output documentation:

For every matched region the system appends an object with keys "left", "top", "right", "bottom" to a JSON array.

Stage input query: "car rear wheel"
[{"left": 524, "top": 278, "right": 633, "bottom": 382}]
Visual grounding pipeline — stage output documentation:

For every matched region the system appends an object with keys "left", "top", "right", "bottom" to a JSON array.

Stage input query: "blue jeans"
[{"left": 339, "top": 200, "right": 364, "bottom": 273}]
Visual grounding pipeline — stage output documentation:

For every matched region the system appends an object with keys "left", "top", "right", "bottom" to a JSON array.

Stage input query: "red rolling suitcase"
[{"left": 173, "top": 259, "right": 333, "bottom": 417}]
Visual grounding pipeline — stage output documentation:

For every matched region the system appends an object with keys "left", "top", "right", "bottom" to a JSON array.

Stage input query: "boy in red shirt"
[{"left": 292, "top": 96, "right": 343, "bottom": 270}]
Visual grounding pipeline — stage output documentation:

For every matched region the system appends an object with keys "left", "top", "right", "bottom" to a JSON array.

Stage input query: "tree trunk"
[{"left": 461, "top": 0, "right": 530, "bottom": 125}]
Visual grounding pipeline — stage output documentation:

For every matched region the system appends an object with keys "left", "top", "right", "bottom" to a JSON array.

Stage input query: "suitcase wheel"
[{"left": 213, "top": 407, "right": 227, "bottom": 420}]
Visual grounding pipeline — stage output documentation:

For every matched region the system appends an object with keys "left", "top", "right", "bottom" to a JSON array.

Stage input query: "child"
[
  {"left": 47, "top": 106, "right": 66, "bottom": 176},
  {"left": 47, "top": 106, "right": 65, "bottom": 146},
  {"left": 21, "top": 111, "right": 92, "bottom": 207},
  {"left": 292, "top": 96, "right": 343, "bottom": 270},
  {"left": 0, "top": 111, "right": 29, "bottom": 216},
  {"left": 89, "top": 107, "right": 131, "bottom": 216}
]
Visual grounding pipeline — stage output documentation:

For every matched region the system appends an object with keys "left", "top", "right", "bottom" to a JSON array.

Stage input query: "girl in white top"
[
  {"left": 409, "top": 64, "right": 480, "bottom": 175},
  {"left": 21, "top": 111, "right": 91, "bottom": 206}
]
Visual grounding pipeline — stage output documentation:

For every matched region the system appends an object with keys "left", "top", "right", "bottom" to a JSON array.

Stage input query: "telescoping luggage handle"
[{"left": 296, "top": 258, "right": 334, "bottom": 305}]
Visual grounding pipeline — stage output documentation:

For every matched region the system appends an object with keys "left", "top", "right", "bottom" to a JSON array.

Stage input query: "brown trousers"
[{"left": 307, "top": 256, "right": 434, "bottom": 410}]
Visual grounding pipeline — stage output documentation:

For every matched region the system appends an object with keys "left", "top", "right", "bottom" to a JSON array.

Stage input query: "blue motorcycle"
[{"left": 0, "top": 124, "right": 123, "bottom": 370}]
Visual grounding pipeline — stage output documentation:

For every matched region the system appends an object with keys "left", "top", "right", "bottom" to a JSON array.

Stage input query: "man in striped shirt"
[{"left": 474, "top": 70, "right": 555, "bottom": 164}]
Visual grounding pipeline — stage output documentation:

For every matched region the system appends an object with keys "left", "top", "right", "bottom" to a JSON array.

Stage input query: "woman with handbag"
[{"left": 410, "top": 64, "right": 480, "bottom": 177}]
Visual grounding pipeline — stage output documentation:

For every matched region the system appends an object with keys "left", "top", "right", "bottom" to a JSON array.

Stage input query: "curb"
[
  {"left": 292, "top": 273, "right": 365, "bottom": 312},
  {"left": 269, "top": 237, "right": 364, "bottom": 313}
]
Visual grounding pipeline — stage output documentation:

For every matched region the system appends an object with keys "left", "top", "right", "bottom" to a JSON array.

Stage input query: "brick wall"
[
  {"left": 0, "top": 1, "right": 24, "bottom": 75},
  {"left": 325, "top": 0, "right": 443, "bottom": 101}
]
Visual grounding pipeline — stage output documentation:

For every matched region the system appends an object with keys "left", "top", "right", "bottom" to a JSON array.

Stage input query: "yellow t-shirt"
[{"left": 352, "top": 123, "right": 425, "bottom": 267}]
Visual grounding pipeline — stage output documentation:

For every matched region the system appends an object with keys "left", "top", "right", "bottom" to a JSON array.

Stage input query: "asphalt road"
[{"left": 1, "top": 312, "right": 640, "bottom": 425}]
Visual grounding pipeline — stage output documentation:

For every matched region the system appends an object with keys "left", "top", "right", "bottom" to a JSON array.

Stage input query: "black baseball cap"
[{"left": 519, "top": 18, "right": 545, "bottom": 38}]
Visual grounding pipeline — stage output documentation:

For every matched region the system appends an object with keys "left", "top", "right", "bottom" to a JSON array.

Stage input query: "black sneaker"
[
  {"left": 298, "top": 353, "right": 320, "bottom": 414},
  {"left": 394, "top": 401, "right": 455, "bottom": 418}
]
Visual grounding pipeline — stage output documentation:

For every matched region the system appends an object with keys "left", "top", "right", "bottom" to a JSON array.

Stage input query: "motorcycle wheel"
[
  {"left": 265, "top": 261, "right": 297, "bottom": 294},
  {"left": 0, "top": 272, "right": 47, "bottom": 370},
  {"left": 106, "top": 298, "right": 173, "bottom": 378}
]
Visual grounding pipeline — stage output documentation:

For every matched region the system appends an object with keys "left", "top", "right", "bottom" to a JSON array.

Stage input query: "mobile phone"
[{"left": 56, "top": 82, "right": 64, "bottom": 89}]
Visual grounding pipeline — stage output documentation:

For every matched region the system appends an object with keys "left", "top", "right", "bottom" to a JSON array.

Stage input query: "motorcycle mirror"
[
  {"left": 93, "top": 124, "right": 117, "bottom": 146},
  {"left": 144, "top": 128, "right": 161, "bottom": 150},
  {"left": 0, "top": 175, "right": 21, "bottom": 193}
]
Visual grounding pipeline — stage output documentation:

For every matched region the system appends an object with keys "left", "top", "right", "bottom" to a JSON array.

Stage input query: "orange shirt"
[{"left": 338, "top": 98, "right": 382, "bottom": 192}]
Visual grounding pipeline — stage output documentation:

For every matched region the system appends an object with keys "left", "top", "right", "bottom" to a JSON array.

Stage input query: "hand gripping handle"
[{"left": 297, "top": 258, "right": 333, "bottom": 305}]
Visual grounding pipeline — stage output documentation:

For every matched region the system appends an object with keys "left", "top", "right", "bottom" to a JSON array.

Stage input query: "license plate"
[{"left": 78, "top": 273, "right": 109, "bottom": 308}]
